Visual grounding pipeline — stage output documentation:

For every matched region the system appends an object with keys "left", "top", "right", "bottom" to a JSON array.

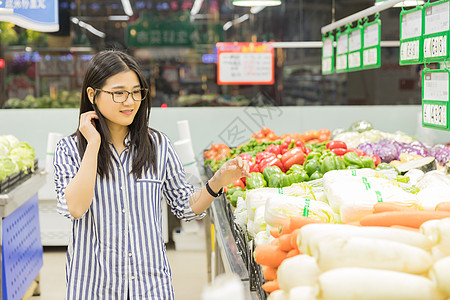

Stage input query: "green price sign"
[
  {"left": 347, "top": 24, "right": 363, "bottom": 72},
  {"left": 336, "top": 29, "right": 349, "bottom": 73},
  {"left": 322, "top": 35, "right": 334, "bottom": 75},
  {"left": 422, "top": 69, "right": 450, "bottom": 131},
  {"left": 399, "top": 6, "right": 424, "bottom": 65},
  {"left": 423, "top": 0, "right": 450, "bottom": 62},
  {"left": 362, "top": 19, "right": 381, "bottom": 69}
]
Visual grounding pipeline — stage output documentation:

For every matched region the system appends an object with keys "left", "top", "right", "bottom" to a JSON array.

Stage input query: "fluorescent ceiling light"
[
  {"left": 223, "top": 14, "right": 250, "bottom": 31},
  {"left": 190, "top": 0, "right": 204, "bottom": 15},
  {"left": 374, "top": 0, "right": 424, "bottom": 7},
  {"left": 250, "top": 6, "right": 265, "bottom": 14},
  {"left": 108, "top": 15, "right": 130, "bottom": 21},
  {"left": 71, "top": 17, "right": 106, "bottom": 38},
  {"left": 233, "top": 0, "right": 281, "bottom": 7},
  {"left": 121, "top": 0, "right": 134, "bottom": 16}
]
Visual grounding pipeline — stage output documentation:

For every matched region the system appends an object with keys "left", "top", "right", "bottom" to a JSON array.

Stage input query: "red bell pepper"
[
  {"left": 326, "top": 140, "right": 347, "bottom": 150},
  {"left": 238, "top": 153, "right": 253, "bottom": 162},
  {"left": 331, "top": 148, "right": 348, "bottom": 156},
  {"left": 259, "top": 156, "right": 284, "bottom": 172},
  {"left": 232, "top": 178, "right": 245, "bottom": 189},
  {"left": 249, "top": 163, "right": 260, "bottom": 173},
  {"left": 370, "top": 154, "right": 381, "bottom": 167},
  {"left": 256, "top": 151, "right": 275, "bottom": 164},
  {"left": 265, "top": 144, "right": 282, "bottom": 156},
  {"left": 281, "top": 147, "right": 305, "bottom": 171},
  {"left": 281, "top": 138, "right": 307, "bottom": 155},
  {"left": 295, "top": 140, "right": 307, "bottom": 153},
  {"left": 347, "top": 148, "right": 366, "bottom": 157}
]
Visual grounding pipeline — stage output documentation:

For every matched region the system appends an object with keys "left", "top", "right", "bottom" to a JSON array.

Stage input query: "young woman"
[{"left": 53, "top": 50, "right": 250, "bottom": 300}]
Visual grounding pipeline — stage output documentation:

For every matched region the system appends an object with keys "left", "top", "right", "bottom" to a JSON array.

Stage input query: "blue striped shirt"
[{"left": 53, "top": 130, "right": 205, "bottom": 300}]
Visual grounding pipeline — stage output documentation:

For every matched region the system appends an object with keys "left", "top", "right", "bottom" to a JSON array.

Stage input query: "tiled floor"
[{"left": 31, "top": 245, "right": 208, "bottom": 300}]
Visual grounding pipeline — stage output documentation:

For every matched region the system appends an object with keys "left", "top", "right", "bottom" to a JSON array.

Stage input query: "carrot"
[
  {"left": 436, "top": 202, "right": 450, "bottom": 212},
  {"left": 270, "top": 226, "right": 281, "bottom": 239},
  {"left": 254, "top": 244, "right": 288, "bottom": 268},
  {"left": 279, "top": 223, "right": 293, "bottom": 235},
  {"left": 288, "top": 216, "right": 323, "bottom": 232},
  {"left": 278, "top": 233, "right": 293, "bottom": 252},
  {"left": 373, "top": 202, "right": 419, "bottom": 214},
  {"left": 286, "top": 248, "right": 300, "bottom": 258},
  {"left": 360, "top": 211, "right": 450, "bottom": 229},
  {"left": 262, "top": 279, "right": 280, "bottom": 293},
  {"left": 390, "top": 225, "right": 420, "bottom": 232},
  {"left": 262, "top": 266, "right": 277, "bottom": 281},
  {"left": 290, "top": 229, "right": 301, "bottom": 250}
]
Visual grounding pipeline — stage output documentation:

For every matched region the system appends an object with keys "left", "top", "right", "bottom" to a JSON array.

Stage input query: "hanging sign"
[
  {"left": 422, "top": 69, "right": 450, "bottom": 131},
  {"left": 0, "top": 0, "right": 58, "bottom": 32},
  {"left": 336, "top": 29, "right": 349, "bottom": 73},
  {"left": 423, "top": 0, "right": 450, "bottom": 62},
  {"left": 216, "top": 42, "right": 274, "bottom": 85},
  {"left": 362, "top": 18, "right": 381, "bottom": 69},
  {"left": 347, "top": 23, "right": 363, "bottom": 72},
  {"left": 399, "top": 6, "right": 424, "bottom": 65},
  {"left": 322, "top": 35, "right": 334, "bottom": 75}
]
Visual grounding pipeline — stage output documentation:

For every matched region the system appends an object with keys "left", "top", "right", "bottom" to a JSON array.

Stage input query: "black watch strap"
[{"left": 206, "top": 181, "right": 223, "bottom": 197}]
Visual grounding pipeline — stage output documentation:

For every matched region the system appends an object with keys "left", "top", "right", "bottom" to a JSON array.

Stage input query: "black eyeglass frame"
[{"left": 94, "top": 88, "right": 149, "bottom": 103}]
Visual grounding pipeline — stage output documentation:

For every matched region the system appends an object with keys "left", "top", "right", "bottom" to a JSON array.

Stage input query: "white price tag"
[
  {"left": 219, "top": 52, "right": 273, "bottom": 83},
  {"left": 364, "top": 23, "right": 379, "bottom": 48},
  {"left": 424, "top": 72, "right": 449, "bottom": 101},
  {"left": 336, "top": 54, "right": 347, "bottom": 70},
  {"left": 363, "top": 48, "right": 378, "bottom": 66},
  {"left": 349, "top": 30, "right": 362, "bottom": 52},
  {"left": 348, "top": 52, "right": 361, "bottom": 68},
  {"left": 322, "top": 57, "right": 332, "bottom": 73},
  {"left": 423, "top": 103, "right": 447, "bottom": 126},
  {"left": 425, "top": 2, "right": 449, "bottom": 35},
  {"left": 323, "top": 39, "right": 333, "bottom": 57},
  {"left": 424, "top": 35, "right": 448, "bottom": 58},
  {"left": 402, "top": 10, "right": 422, "bottom": 40},
  {"left": 337, "top": 34, "right": 348, "bottom": 55},
  {"left": 400, "top": 40, "right": 420, "bottom": 61}
]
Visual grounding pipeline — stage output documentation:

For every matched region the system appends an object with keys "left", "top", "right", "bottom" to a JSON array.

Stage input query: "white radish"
[
  {"left": 429, "top": 256, "right": 450, "bottom": 297},
  {"left": 277, "top": 255, "right": 321, "bottom": 291},
  {"left": 430, "top": 245, "right": 448, "bottom": 262},
  {"left": 267, "top": 289, "right": 288, "bottom": 300},
  {"left": 420, "top": 218, "right": 450, "bottom": 255},
  {"left": 298, "top": 223, "right": 433, "bottom": 256},
  {"left": 315, "top": 237, "right": 433, "bottom": 274},
  {"left": 318, "top": 267, "right": 445, "bottom": 300},
  {"left": 289, "top": 286, "right": 317, "bottom": 300}
]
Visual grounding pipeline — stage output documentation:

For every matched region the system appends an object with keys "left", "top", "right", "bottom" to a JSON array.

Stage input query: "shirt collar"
[{"left": 107, "top": 132, "right": 131, "bottom": 147}]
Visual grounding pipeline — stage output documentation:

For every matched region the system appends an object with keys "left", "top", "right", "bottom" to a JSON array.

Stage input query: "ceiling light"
[
  {"left": 121, "top": 0, "right": 134, "bottom": 16},
  {"left": 374, "top": 0, "right": 424, "bottom": 7},
  {"left": 108, "top": 15, "right": 130, "bottom": 21},
  {"left": 232, "top": 0, "right": 281, "bottom": 7}
]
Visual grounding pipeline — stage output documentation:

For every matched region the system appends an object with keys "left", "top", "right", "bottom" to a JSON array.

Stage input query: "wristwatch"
[{"left": 206, "top": 181, "right": 223, "bottom": 198}]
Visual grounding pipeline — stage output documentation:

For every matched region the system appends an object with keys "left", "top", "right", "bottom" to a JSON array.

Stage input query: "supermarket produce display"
[{"left": 204, "top": 121, "right": 450, "bottom": 300}]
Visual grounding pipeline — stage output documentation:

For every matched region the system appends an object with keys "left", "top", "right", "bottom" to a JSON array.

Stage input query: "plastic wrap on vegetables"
[
  {"left": 264, "top": 195, "right": 337, "bottom": 228},
  {"left": 323, "top": 169, "right": 420, "bottom": 223},
  {"left": 233, "top": 197, "right": 247, "bottom": 231}
]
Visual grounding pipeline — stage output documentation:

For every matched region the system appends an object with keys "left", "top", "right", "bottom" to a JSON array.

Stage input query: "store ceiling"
[{"left": 66, "top": 0, "right": 381, "bottom": 49}]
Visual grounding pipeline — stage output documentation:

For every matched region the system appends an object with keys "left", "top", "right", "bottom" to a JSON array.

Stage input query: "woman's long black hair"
[{"left": 73, "top": 49, "right": 160, "bottom": 179}]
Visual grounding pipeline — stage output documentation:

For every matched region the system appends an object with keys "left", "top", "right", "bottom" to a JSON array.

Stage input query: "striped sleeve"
[
  {"left": 53, "top": 137, "right": 82, "bottom": 220},
  {"left": 162, "top": 137, "right": 205, "bottom": 221}
]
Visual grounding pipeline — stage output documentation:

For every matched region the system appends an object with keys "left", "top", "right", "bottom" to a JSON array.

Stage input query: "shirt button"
[
  {"left": 119, "top": 166, "right": 123, "bottom": 170},
  {"left": 130, "top": 276, "right": 135, "bottom": 280},
  {"left": 121, "top": 186, "right": 124, "bottom": 190},
  {"left": 129, "top": 253, "right": 132, "bottom": 257},
  {"left": 122, "top": 209, "right": 126, "bottom": 213}
]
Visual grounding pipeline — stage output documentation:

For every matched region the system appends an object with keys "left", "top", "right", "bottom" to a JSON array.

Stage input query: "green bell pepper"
[
  {"left": 281, "top": 170, "right": 309, "bottom": 187},
  {"left": 361, "top": 156, "right": 376, "bottom": 169},
  {"left": 226, "top": 186, "right": 243, "bottom": 196},
  {"left": 304, "top": 158, "right": 321, "bottom": 176},
  {"left": 268, "top": 173, "right": 284, "bottom": 188},
  {"left": 286, "top": 164, "right": 304, "bottom": 175},
  {"left": 343, "top": 152, "right": 364, "bottom": 168},
  {"left": 306, "top": 151, "right": 322, "bottom": 161},
  {"left": 309, "top": 171, "right": 323, "bottom": 180},
  {"left": 321, "top": 155, "right": 345, "bottom": 174},
  {"left": 262, "top": 165, "right": 283, "bottom": 182},
  {"left": 230, "top": 190, "right": 245, "bottom": 207},
  {"left": 246, "top": 172, "right": 267, "bottom": 189}
]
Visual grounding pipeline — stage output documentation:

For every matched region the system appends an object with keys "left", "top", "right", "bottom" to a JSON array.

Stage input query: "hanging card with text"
[
  {"left": 423, "top": 0, "right": 450, "bottom": 63},
  {"left": 362, "top": 19, "right": 381, "bottom": 70},
  {"left": 216, "top": 42, "right": 274, "bottom": 85},
  {"left": 422, "top": 69, "right": 450, "bottom": 131},
  {"left": 336, "top": 29, "right": 349, "bottom": 73},
  {"left": 347, "top": 24, "right": 363, "bottom": 72},
  {"left": 322, "top": 35, "right": 334, "bottom": 75},
  {"left": 399, "top": 6, "right": 424, "bottom": 65}
]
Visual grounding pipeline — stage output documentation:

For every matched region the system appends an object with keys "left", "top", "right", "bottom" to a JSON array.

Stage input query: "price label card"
[
  {"left": 348, "top": 52, "right": 361, "bottom": 69},
  {"left": 422, "top": 69, "right": 450, "bottom": 131},
  {"left": 336, "top": 30, "right": 349, "bottom": 73},
  {"left": 337, "top": 33, "right": 348, "bottom": 55},
  {"left": 349, "top": 28, "right": 362, "bottom": 52},
  {"left": 423, "top": 0, "right": 450, "bottom": 62},
  {"left": 362, "top": 19, "right": 381, "bottom": 69},
  {"left": 400, "top": 7, "right": 423, "bottom": 65},
  {"left": 322, "top": 36, "right": 334, "bottom": 75},
  {"left": 347, "top": 26, "right": 363, "bottom": 71},
  {"left": 336, "top": 54, "right": 347, "bottom": 72}
]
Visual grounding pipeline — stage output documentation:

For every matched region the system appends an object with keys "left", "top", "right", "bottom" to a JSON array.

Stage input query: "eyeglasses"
[{"left": 95, "top": 88, "right": 148, "bottom": 103}]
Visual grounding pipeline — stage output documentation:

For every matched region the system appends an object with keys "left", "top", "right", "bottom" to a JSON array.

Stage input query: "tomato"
[
  {"left": 326, "top": 140, "right": 347, "bottom": 150},
  {"left": 266, "top": 132, "right": 278, "bottom": 141},
  {"left": 347, "top": 148, "right": 366, "bottom": 157},
  {"left": 330, "top": 148, "right": 348, "bottom": 156},
  {"left": 261, "top": 126, "right": 272, "bottom": 135},
  {"left": 232, "top": 178, "right": 245, "bottom": 189}
]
